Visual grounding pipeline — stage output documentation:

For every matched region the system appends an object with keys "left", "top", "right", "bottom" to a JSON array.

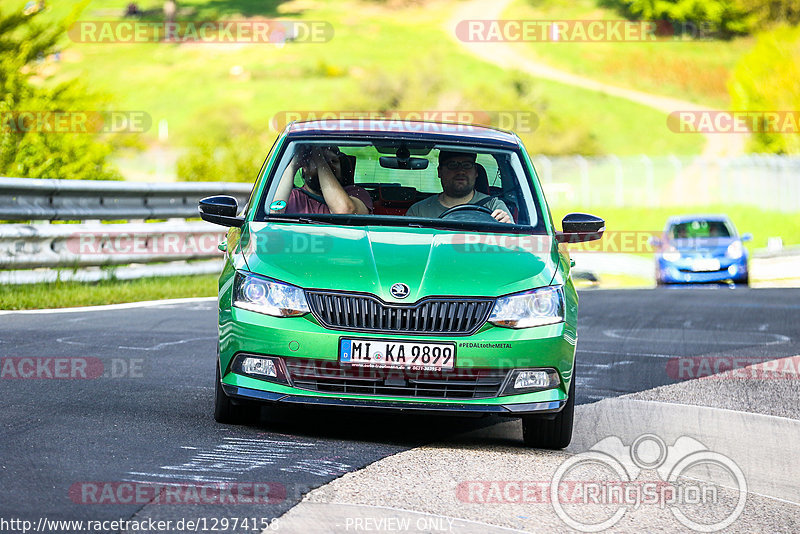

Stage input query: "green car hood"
[{"left": 240, "top": 222, "right": 559, "bottom": 302}]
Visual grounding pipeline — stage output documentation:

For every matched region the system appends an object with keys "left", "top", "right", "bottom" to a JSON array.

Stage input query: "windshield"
[
  {"left": 254, "top": 139, "right": 546, "bottom": 234},
  {"left": 670, "top": 220, "right": 733, "bottom": 239}
]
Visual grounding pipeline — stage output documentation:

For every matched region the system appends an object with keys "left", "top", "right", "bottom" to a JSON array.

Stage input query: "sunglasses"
[{"left": 443, "top": 161, "right": 476, "bottom": 171}]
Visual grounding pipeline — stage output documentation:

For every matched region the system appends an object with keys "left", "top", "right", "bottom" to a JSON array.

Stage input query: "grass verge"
[
  {"left": 0, "top": 274, "right": 217, "bottom": 310},
  {"left": 23, "top": 0, "right": 703, "bottom": 157},
  {"left": 505, "top": 0, "right": 754, "bottom": 109}
]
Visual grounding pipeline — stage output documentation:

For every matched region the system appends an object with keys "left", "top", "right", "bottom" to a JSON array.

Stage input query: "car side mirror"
[
  {"left": 741, "top": 233, "right": 753, "bottom": 242},
  {"left": 556, "top": 213, "right": 604, "bottom": 243},
  {"left": 199, "top": 195, "right": 244, "bottom": 228},
  {"left": 648, "top": 235, "right": 662, "bottom": 248}
]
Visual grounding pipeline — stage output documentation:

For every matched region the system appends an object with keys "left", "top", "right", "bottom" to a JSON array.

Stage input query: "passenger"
[
  {"left": 272, "top": 145, "right": 372, "bottom": 215},
  {"left": 405, "top": 151, "right": 512, "bottom": 223}
]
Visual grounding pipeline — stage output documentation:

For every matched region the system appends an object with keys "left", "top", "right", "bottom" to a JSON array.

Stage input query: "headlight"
[
  {"left": 488, "top": 286, "right": 564, "bottom": 329},
  {"left": 662, "top": 246, "right": 681, "bottom": 262},
  {"left": 233, "top": 271, "right": 309, "bottom": 317},
  {"left": 726, "top": 241, "right": 743, "bottom": 259}
]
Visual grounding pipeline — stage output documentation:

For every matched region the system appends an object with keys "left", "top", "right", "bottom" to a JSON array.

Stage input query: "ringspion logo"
[{"left": 459, "top": 434, "right": 747, "bottom": 532}]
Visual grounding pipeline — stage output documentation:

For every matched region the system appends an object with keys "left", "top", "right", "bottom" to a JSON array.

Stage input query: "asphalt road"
[{"left": 1, "top": 288, "right": 798, "bottom": 533}]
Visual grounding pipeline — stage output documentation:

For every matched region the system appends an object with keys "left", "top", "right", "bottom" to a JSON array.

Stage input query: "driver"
[
  {"left": 405, "top": 151, "right": 512, "bottom": 223},
  {"left": 272, "top": 145, "right": 372, "bottom": 215}
]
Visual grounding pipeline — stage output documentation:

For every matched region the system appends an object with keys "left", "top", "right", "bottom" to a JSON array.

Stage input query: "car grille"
[
  {"left": 305, "top": 291, "right": 494, "bottom": 335},
  {"left": 284, "top": 358, "right": 508, "bottom": 399}
]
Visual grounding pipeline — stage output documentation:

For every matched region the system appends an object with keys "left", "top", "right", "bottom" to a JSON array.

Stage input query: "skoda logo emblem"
[{"left": 390, "top": 283, "right": 410, "bottom": 299}]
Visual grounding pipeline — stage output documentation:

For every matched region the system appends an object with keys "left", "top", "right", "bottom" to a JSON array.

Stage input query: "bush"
[
  {"left": 600, "top": 0, "right": 800, "bottom": 36},
  {"left": 728, "top": 25, "right": 800, "bottom": 154},
  {"left": 176, "top": 110, "right": 269, "bottom": 182},
  {"left": 0, "top": 7, "right": 122, "bottom": 180}
]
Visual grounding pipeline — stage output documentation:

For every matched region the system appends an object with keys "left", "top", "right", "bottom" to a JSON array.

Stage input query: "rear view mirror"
[
  {"left": 199, "top": 195, "right": 244, "bottom": 227},
  {"left": 556, "top": 213, "right": 604, "bottom": 243},
  {"left": 379, "top": 156, "right": 429, "bottom": 170},
  {"left": 741, "top": 233, "right": 753, "bottom": 242}
]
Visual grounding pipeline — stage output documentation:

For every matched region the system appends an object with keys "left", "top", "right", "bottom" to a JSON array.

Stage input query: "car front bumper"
[
  {"left": 222, "top": 382, "right": 566, "bottom": 416},
  {"left": 658, "top": 257, "right": 748, "bottom": 283},
  {"left": 218, "top": 306, "right": 577, "bottom": 417}
]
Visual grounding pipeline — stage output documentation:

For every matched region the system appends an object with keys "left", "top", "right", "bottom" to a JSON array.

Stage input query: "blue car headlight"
[
  {"left": 488, "top": 286, "right": 564, "bottom": 329},
  {"left": 233, "top": 271, "right": 309, "bottom": 317},
  {"left": 726, "top": 241, "right": 744, "bottom": 259},
  {"left": 662, "top": 246, "right": 681, "bottom": 262}
]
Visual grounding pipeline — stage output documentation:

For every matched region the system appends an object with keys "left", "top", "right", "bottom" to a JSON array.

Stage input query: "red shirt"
[{"left": 284, "top": 186, "right": 373, "bottom": 214}]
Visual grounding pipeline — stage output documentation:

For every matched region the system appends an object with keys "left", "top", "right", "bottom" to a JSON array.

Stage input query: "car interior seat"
[
  {"left": 372, "top": 185, "right": 418, "bottom": 216},
  {"left": 340, "top": 154, "right": 356, "bottom": 187},
  {"left": 474, "top": 163, "right": 489, "bottom": 195}
]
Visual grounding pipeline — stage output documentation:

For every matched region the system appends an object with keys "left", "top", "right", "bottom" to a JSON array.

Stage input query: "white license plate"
[
  {"left": 692, "top": 259, "right": 720, "bottom": 272},
  {"left": 339, "top": 339, "right": 455, "bottom": 371}
]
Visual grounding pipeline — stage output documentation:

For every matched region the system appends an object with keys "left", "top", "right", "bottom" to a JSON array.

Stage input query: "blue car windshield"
[{"left": 670, "top": 220, "right": 732, "bottom": 239}]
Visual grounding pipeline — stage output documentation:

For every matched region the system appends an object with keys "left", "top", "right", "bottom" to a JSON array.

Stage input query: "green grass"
[
  {"left": 19, "top": 0, "right": 702, "bottom": 157},
  {"left": 550, "top": 204, "right": 800, "bottom": 252},
  {"left": 0, "top": 274, "right": 217, "bottom": 310},
  {"left": 505, "top": 0, "right": 754, "bottom": 109}
]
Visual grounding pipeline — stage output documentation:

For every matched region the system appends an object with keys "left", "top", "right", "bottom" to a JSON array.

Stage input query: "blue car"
[{"left": 653, "top": 215, "right": 752, "bottom": 285}]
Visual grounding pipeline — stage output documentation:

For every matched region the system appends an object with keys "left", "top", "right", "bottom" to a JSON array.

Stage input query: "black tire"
[
  {"left": 214, "top": 364, "right": 259, "bottom": 424},
  {"left": 521, "top": 373, "right": 575, "bottom": 449}
]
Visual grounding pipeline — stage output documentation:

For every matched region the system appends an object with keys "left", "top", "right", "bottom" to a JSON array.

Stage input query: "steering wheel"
[{"left": 438, "top": 204, "right": 495, "bottom": 221}]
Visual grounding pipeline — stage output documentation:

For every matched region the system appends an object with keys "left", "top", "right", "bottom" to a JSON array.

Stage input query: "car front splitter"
[{"left": 222, "top": 383, "right": 566, "bottom": 416}]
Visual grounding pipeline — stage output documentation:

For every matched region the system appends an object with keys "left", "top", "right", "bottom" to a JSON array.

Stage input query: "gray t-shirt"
[{"left": 405, "top": 191, "right": 512, "bottom": 221}]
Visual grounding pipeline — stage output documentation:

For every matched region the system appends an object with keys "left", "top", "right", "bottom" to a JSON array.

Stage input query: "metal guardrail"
[
  {"left": 0, "top": 222, "right": 226, "bottom": 269},
  {"left": 0, "top": 177, "right": 252, "bottom": 221},
  {"left": 0, "top": 177, "right": 244, "bottom": 284}
]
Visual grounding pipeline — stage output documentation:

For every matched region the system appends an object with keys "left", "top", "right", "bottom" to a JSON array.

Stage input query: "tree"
[
  {"left": 0, "top": 6, "right": 121, "bottom": 180},
  {"left": 729, "top": 25, "right": 800, "bottom": 154}
]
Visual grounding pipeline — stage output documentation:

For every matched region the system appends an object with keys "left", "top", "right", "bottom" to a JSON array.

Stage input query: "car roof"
[{"left": 284, "top": 119, "right": 522, "bottom": 149}]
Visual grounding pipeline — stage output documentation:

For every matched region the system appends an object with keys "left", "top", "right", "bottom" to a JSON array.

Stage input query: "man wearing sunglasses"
[{"left": 405, "top": 151, "right": 512, "bottom": 223}]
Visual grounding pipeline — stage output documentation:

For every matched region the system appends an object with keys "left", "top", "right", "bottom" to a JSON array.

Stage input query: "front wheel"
[
  {"left": 214, "top": 364, "right": 259, "bottom": 424},
  {"left": 521, "top": 373, "right": 575, "bottom": 449}
]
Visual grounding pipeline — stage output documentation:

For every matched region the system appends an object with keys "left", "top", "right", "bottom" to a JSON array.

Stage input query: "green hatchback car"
[{"left": 199, "top": 120, "right": 603, "bottom": 449}]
